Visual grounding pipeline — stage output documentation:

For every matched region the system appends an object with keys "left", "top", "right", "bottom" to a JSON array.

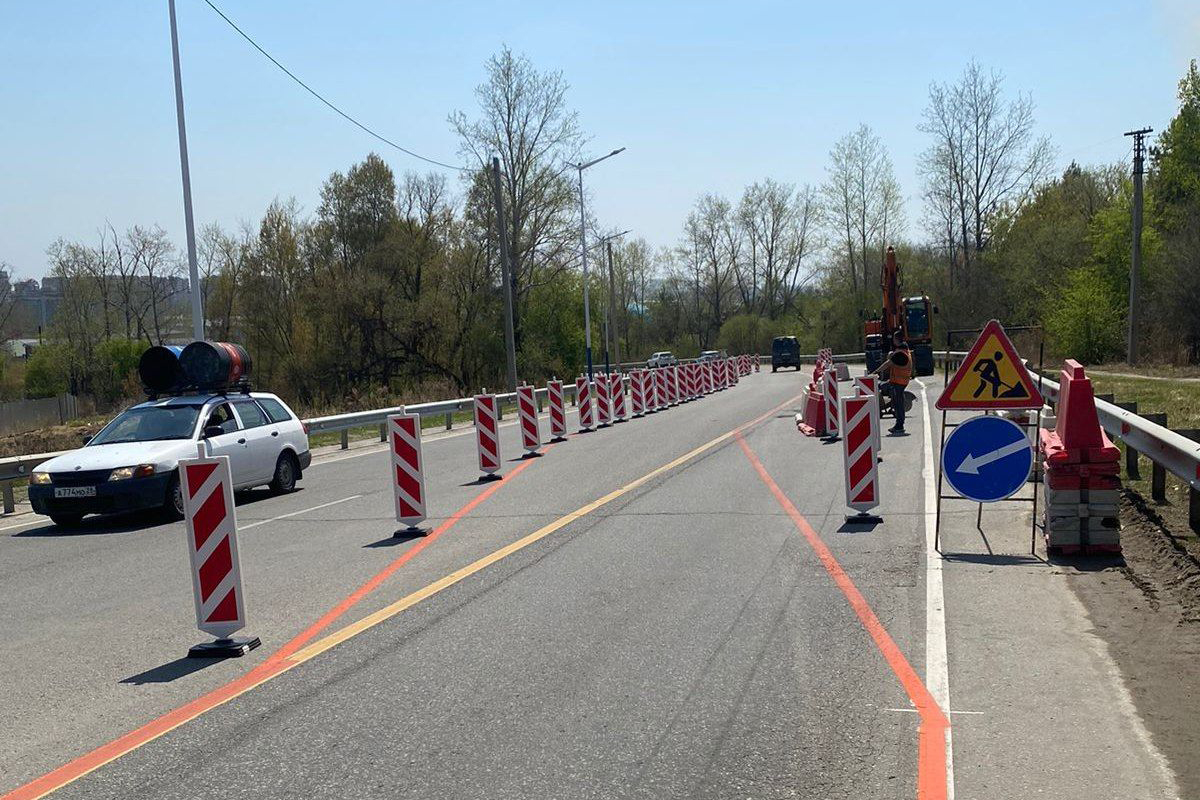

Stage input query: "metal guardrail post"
[
  {"left": 2, "top": 480, "right": 13, "bottom": 515},
  {"left": 1143, "top": 412, "right": 1168, "bottom": 502},
  {"left": 1177, "top": 429, "right": 1200, "bottom": 533},
  {"left": 379, "top": 423, "right": 386, "bottom": 442},
  {"left": 445, "top": 411, "right": 453, "bottom": 430},
  {"left": 1115, "top": 402, "right": 1140, "bottom": 479},
  {"left": 340, "top": 429, "right": 349, "bottom": 450}
]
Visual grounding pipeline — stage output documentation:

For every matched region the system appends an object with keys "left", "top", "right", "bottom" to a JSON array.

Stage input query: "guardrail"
[
  {"left": 0, "top": 379, "right": 586, "bottom": 514},
  {"left": 8, "top": 353, "right": 1195, "bottom": 529}
]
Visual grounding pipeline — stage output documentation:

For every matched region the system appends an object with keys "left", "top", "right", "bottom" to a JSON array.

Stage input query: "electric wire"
[{"left": 200, "top": 0, "right": 472, "bottom": 173}]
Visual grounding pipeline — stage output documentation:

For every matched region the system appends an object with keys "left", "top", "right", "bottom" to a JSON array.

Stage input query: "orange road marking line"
[{"left": 735, "top": 432, "right": 949, "bottom": 800}]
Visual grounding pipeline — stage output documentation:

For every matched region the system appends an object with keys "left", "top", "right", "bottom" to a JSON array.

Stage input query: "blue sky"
[{"left": 2, "top": 0, "right": 1195, "bottom": 278}]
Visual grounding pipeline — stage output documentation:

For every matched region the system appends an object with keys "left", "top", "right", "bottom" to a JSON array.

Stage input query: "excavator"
[{"left": 864, "top": 246, "right": 936, "bottom": 377}]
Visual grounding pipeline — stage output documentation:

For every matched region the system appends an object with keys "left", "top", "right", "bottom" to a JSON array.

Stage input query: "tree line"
[{"left": 8, "top": 52, "right": 1199, "bottom": 409}]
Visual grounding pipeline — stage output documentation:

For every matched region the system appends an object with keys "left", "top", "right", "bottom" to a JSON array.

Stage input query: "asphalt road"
[{"left": 0, "top": 368, "right": 1182, "bottom": 799}]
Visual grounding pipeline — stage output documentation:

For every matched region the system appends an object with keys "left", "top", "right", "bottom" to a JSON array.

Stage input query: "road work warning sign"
[{"left": 937, "top": 320, "right": 1044, "bottom": 410}]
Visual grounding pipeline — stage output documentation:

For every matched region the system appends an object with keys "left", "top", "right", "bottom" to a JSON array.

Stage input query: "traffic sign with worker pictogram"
[{"left": 937, "top": 320, "right": 1044, "bottom": 410}]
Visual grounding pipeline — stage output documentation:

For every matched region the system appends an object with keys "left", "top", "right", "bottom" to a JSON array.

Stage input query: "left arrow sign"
[{"left": 956, "top": 437, "right": 1031, "bottom": 475}]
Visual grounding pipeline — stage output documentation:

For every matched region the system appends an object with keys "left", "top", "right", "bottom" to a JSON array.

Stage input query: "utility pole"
[
  {"left": 168, "top": 0, "right": 205, "bottom": 342},
  {"left": 607, "top": 240, "right": 621, "bottom": 369},
  {"left": 490, "top": 157, "right": 519, "bottom": 391},
  {"left": 1124, "top": 127, "right": 1153, "bottom": 365}
]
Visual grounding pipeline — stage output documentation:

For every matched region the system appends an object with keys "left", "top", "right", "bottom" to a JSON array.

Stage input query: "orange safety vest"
[{"left": 888, "top": 348, "right": 913, "bottom": 387}]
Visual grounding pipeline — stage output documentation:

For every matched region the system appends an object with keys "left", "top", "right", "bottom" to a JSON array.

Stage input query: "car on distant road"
[
  {"left": 647, "top": 351, "right": 678, "bottom": 367},
  {"left": 696, "top": 350, "right": 723, "bottom": 363},
  {"left": 771, "top": 336, "right": 801, "bottom": 372},
  {"left": 28, "top": 392, "right": 310, "bottom": 527}
]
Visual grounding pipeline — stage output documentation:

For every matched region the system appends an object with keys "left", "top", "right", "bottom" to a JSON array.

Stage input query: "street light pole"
[
  {"left": 168, "top": 0, "right": 205, "bottom": 342},
  {"left": 575, "top": 147, "right": 625, "bottom": 380}
]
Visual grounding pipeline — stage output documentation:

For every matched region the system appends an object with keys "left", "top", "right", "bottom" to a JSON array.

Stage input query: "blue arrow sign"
[{"left": 942, "top": 415, "right": 1033, "bottom": 503}]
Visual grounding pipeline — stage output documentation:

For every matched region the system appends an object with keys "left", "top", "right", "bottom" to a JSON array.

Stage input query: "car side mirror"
[{"left": 204, "top": 425, "right": 225, "bottom": 439}]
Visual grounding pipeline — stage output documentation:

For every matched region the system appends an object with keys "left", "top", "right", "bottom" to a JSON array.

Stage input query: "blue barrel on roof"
[{"left": 138, "top": 345, "right": 186, "bottom": 393}]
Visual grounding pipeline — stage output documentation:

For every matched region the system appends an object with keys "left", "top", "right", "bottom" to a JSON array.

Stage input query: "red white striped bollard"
[
  {"left": 822, "top": 368, "right": 840, "bottom": 440},
  {"left": 729, "top": 358, "right": 739, "bottom": 385},
  {"left": 840, "top": 393, "right": 882, "bottom": 523},
  {"left": 576, "top": 375, "right": 594, "bottom": 431},
  {"left": 516, "top": 384, "right": 541, "bottom": 456},
  {"left": 754, "top": 355, "right": 760, "bottom": 373},
  {"left": 683, "top": 363, "right": 695, "bottom": 400},
  {"left": 666, "top": 365, "right": 678, "bottom": 406},
  {"left": 474, "top": 392, "right": 502, "bottom": 480},
  {"left": 547, "top": 379, "right": 567, "bottom": 441},
  {"left": 388, "top": 411, "right": 427, "bottom": 537},
  {"left": 630, "top": 369, "right": 646, "bottom": 417},
  {"left": 645, "top": 368, "right": 658, "bottom": 412},
  {"left": 702, "top": 361, "right": 713, "bottom": 394},
  {"left": 655, "top": 367, "right": 667, "bottom": 410},
  {"left": 595, "top": 372, "right": 612, "bottom": 427},
  {"left": 611, "top": 372, "right": 627, "bottom": 422},
  {"left": 179, "top": 450, "right": 259, "bottom": 657}
]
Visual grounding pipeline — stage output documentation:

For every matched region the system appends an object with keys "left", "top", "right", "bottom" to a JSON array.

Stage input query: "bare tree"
[
  {"left": 737, "top": 179, "right": 820, "bottom": 318},
  {"left": 918, "top": 61, "right": 1053, "bottom": 283},
  {"left": 450, "top": 47, "right": 583, "bottom": 352},
  {"left": 821, "top": 125, "right": 903, "bottom": 294},
  {"left": 128, "top": 226, "right": 182, "bottom": 343}
]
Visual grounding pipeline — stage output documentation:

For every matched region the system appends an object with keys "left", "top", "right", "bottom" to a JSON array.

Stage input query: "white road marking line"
[
  {"left": 312, "top": 411, "right": 570, "bottom": 466},
  {"left": 916, "top": 377, "right": 956, "bottom": 800},
  {"left": 239, "top": 495, "right": 362, "bottom": 530},
  {"left": 0, "top": 515, "right": 49, "bottom": 532}
]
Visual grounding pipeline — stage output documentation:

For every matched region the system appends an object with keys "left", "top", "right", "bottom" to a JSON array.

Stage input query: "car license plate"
[{"left": 54, "top": 486, "right": 96, "bottom": 499}]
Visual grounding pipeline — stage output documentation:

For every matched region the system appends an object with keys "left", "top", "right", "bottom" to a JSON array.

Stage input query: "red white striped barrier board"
[
  {"left": 547, "top": 379, "right": 566, "bottom": 440},
  {"left": 703, "top": 361, "right": 714, "bottom": 394},
  {"left": 754, "top": 355, "right": 760, "bottom": 372},
  {"left": 655, "top": 367, "right": 668, "bottom": 410},
  {"left": 823, "top": 368, "right": 840, "bottom": 439},
  {"left": 516, "top": 384, "right": 541, "bottom": 454},
  {"left": 611, "top": 372, "right": 627, "bottom": 421},
  {"left": 684, "top": 363, "right": 696, "bottom": 400},
  {"left": 718, "top": 358, "right": 728, "bottom": 389},
  {"left": 840, "top": 394, "right": 881, "bottom": 521},
  {"left": 389, "top": 412, "right": 427, "bottom": 533},
  {"left": 595, "top": 372, "right": 612, "bottom": 427},
  {"left": 666, "top": 365, "right": 678, "bottom": 406},
  {"left": 728, "top": 358, "right": 739, "bottom": 385},
  {"left": 630, "top": 370, "right": 646, "bottom": 416},
  {"left": 474, "top": 393, "right": 502, "bottom": 477},
  {"left": 576, "top": 376, "right": 594, "bottom": 430},
  {"left": 853, "top": 375, "right": 881, "bottom": 453},
  {"left": 179, "top": 453, "right": 259, "bottom": 657}
]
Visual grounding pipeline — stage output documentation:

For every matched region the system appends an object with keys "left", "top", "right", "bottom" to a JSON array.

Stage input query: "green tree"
[{"left": 1045, "top": 268, "right": 1124, "bottom": 364}]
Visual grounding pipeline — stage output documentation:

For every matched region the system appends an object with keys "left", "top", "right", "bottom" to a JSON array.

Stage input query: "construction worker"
[{"left": 872, "top": 332, "right": 912, "bottom": 433}]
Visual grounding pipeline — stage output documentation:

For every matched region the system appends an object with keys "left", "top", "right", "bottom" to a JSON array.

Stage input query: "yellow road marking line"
[{"left": 288, "top": 394, "right": 798, "bottom": 663}]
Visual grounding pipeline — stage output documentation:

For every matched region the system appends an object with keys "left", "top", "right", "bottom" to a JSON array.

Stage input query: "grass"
[{"left": 1086, "top": 374, "right": 1200, "bottom": 430}]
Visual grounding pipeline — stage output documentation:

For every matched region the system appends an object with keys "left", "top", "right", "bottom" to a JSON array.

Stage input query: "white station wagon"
[{"left": 29, "top": 392, "right": 311, "bottom": 527}]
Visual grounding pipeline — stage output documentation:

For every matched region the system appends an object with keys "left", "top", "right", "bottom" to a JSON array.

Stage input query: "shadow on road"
[
  {"left": 940, "top": 552, "right": 1049, "bottom": 567},
  {"left": 120, "top": 657, "right": 221, "bottom": 685},
  {"left": 364, "top": 532, "right": 424, "bottom": 548}
]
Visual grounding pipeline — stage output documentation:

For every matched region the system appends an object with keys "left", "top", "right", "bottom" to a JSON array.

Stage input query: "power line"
[{"left": 200, "top": 0, "right": 471, "bottom": 173}]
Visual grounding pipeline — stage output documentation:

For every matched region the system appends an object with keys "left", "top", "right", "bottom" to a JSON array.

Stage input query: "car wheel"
[
  {"left": 163, "top": 474, "right": 185, "bottom": 521},
  {"left": 269, "top": 452, "right": 299, "bottom": 494},
  {"left": 50, "top": 514, "right": 83, "bottom": 528},
  {"left": 771, "top": 365, "right": 777, "bottom": 373}
]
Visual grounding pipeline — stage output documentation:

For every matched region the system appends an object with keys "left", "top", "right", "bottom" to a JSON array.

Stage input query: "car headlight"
[
  {"left": 30, "top": 472, "right": 51, "bottom": 485},
  {"left": 108, "top": 464, "right": 157, "bottom": 481}
]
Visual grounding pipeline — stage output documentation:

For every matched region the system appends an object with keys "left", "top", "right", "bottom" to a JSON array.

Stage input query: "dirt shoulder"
[{"left": 1064, "top": 488, "right": 1200, "bottom": 799}]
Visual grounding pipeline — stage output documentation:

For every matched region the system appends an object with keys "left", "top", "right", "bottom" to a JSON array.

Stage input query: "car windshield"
[{"left": 89, "top": 405, "right": 202, "bottom": 445}]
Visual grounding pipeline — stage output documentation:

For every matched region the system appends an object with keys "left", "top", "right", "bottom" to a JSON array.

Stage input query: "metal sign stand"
[{"left": 934, "top": 325, "right": 1045, "bottom": 555}]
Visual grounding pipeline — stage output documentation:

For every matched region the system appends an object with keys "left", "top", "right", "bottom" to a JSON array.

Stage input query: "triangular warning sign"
[{"left": 936, "top": 320, "right": 1044, "bottom": 410}]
